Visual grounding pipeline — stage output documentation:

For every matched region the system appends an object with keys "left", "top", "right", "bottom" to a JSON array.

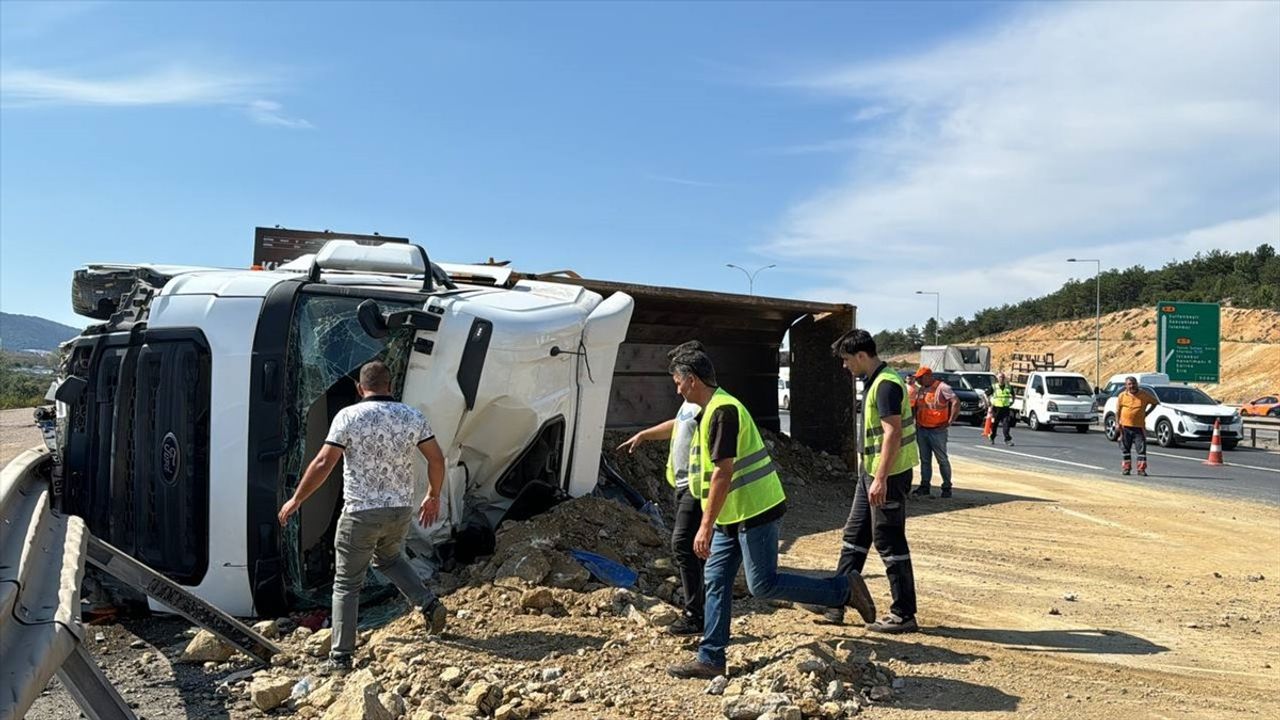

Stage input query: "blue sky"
[{"left": 2, "top": 1, "right": 1278, "bottom": 332}]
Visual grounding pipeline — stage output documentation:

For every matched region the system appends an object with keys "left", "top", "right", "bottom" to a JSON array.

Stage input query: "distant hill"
[{"left": 0, "top": 312, "right": 80, "bottom": 352}]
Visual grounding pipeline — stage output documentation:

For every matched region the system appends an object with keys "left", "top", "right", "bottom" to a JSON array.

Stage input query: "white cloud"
[
  {"left": 768, "top": 1, "right": 1280, "bottom": 328},
  {"left": 0, "top": 64, "right": 310, "bottom": 128},
  {"left": 245, "top": 99, "right": 313, "bottom": 129}
]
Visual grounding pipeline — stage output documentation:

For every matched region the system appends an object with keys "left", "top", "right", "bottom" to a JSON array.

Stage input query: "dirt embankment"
[{"left": 894, "top": 307, "right": 1280, "bottom": 404}]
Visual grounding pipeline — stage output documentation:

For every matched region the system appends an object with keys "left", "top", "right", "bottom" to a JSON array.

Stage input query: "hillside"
[
  {"left": 895, "top": 308, "right": 1279, "bottom": 404},
  {"left": 0, "top": 312, "right": 80, "bottom": 352}
]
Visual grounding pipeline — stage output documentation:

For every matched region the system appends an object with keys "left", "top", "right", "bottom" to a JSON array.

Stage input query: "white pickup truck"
[
  {"left": 39, "top": 239, "right": 633, "bottom": 617},
  {"left": 1019, "top": 371, "right": 1098, "bottom": 433}
]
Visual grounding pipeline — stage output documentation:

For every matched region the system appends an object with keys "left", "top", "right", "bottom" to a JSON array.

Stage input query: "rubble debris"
[
  {"left": 304, "top": 627, "right": 333, "bottom": 657},
  {"left": 180, "top": 629, "right": 235, "bottom": 664},
  {"left": 249, "top": 674, "right": 294, "bottom": 711},
  {"left": 1248, "top": 573, "right": 1265, "bottom": 582},
  {"left": 322, "top": 669, "right": 393, "bottom": 720}
]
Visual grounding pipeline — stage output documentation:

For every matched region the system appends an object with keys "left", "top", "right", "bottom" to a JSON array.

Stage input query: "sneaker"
[
  {"left": 1137, "top": 469, "right": 1148, "bottom": 477},
  {"left": 844, "top": 572, "right": 877, "bottom": 624},
  {"left": 1004, "top": 439, "right": 1014, "bottom": 446},
  {"left": 988, "top": 437, "right": 995, "bottom": 445},
  {"left": 325, "top": 652, "right": 353, "bottom": 676},
  {"left": 667, "top": 615, "right": 704, "bottom": 636},
  {"left": 910, "top": 485, "right": 931, "bottom": 498},
  {"left": 422, "top": 599, "right": 448, "bottom": 635},
  {"left": 866, "top": 613, "right": 918, "bottom": 634},
  {"left": 798, "top": 603, "right": 846, "bottom": 624},
  {"left": 940, "top": 488, "right": 952, "bottom": 498},
  {"left": 666, "top": 659, "right": 725, "bottom": 679}
]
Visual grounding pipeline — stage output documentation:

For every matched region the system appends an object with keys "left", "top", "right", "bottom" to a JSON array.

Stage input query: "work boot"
[
  {"left": 910, "top": 485, "right": 931, "bottom": 498},
  {"left": 422, "top": 599, "right": 448, "bottom": 635},
  {"left": 940, "top": 487, "right": 953, "bottom": 498},
  {"left": 799, "top": 603, "right": 846, "bottom": 624},
  {"left": 1122, "top": 461, "right": 1131, "bottom": 476},
  {"left": 1004, "top": 438, "right": 1014, "bottom": 446},
  {"left": 1137, "top": 462, "right": 1148, "bottom": 477},
  {"left": 666, "top": 659, "right": 725, "bottom": 679},
  {"left": 844, "top": 572, "right": 877, "bottom": 624},
  {"left": 666, "top": 614, "right": 704, "bottom": 636},
  {"left": 325, "top": 652, "right": 354, "bottom": 676},
  {"left": 988, "top": 436, "right": 995, "bottom": 445},
  {"left": 866, "top": 613, "right": 918, "bottom": 634}
]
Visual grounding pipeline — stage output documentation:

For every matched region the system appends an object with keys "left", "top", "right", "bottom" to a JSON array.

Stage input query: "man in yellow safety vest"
[
  {"left": 666, "top": 347, "right": 875, "bottom": 679},
  {"left": 806, "top": 329, "right": 922, "bottom": 633}
]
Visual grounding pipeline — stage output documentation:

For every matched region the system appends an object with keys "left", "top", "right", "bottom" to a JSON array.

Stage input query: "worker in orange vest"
[{"left": 909, "top": 367, "right": 958, "bottom": 498}]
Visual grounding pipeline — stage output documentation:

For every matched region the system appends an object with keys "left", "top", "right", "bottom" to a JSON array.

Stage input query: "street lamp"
[
  {"left": 915, "top": 291, "right": 940, "bottom": 344},
  {"left": 725, "top": 263, "right": 776, "bottom": 296},
  {"left": 1067, "top": 258, "right": 1102, "bottom": 389}
]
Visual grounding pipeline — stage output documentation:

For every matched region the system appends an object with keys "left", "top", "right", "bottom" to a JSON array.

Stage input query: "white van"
[{"left": 1020, "top": 371, "right": 1098, "bottom": 432}]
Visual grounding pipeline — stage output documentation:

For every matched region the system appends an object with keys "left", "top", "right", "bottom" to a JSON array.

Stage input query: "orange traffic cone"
[
  {"left": 1204, "top": 419, "right": 1224, "bottom": 466},
  {"left": 982, "top": 408, "right": 994, "bottom": 439}
]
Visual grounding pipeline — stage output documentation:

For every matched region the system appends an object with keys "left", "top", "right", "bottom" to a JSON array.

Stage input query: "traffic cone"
[
  {"left": 1204, "top": 419, "right": 1224, "bottom": 466},
  {"left": 982, "top": 408, "right": 994, "bottom": 439}
]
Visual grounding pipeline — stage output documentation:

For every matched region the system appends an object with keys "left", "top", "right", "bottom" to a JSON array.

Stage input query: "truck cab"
[
  {"left": 49, "top": 240, "right": 633, "bottom": 617},
  {"left": 1019, "top": 371, "right": 1097, "bottom": 432}
]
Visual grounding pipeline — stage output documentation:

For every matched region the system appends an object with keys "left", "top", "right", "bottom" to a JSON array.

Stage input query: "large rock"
[
  {"left": 440, "top": 666, "right": 465, "bottom": 687},
  {"left": 520, "top": 588, "right": 556, "bottom": 611},
  {"left": 252, "top": 619, "right": 281, "bottom": 639},
  {"left": 180, "top": 630, "right": 235, "bottom": 664},
  {"left": 722, "top": 694, "right": 793, "bottom": 720},
  {"left": 496, "top": 550, "right": 551, "bottom": 584},
  {"left": 306, "top": 678, "right": 340, "bottom": 710},
  {"left": 465, "top": 681, "right": 503, "bottom": 715},
  {"left": 249, "top": 675, "right": 294, "bottom": 711},
  {"left": 305, "top": 628, "right": 334, "bottom": 657},
  {"left": 322, "top": 669, "right": 393, "bottom": 720},
  {"left": 545, "top": 552, "right": 591, "bottom": 591}
]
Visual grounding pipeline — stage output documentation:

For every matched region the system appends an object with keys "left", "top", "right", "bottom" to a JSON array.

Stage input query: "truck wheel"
[
  {"left": 1222, "top": 439, "right": 1238, "bottom": 451},
  {"left": 1074, "top": 425, "right": 1089, "bottom": 434},
  {"left": 1029, "top": 412, "right": 1043, "bottom": 431},
  {"left": 1104, "top": 414, "right": 1118, "bottom": 441},
  {"left": 1156, "top": 419, "right": 1178, "bottom": 448},
  {"left": 783, "top": 395, "right": 790, "bottom": 410}
]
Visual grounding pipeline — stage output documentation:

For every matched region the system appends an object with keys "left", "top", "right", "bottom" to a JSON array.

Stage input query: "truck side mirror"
[{"left": 357, "top": 299, "right": 388, "bottom": 339}]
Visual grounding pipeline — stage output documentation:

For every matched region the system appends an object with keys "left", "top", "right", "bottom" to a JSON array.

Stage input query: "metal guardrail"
[
  {"left": 2, "top": 447, "right": 281, "bottom": 720},
  {"left": 1242, "top": 417, "right": 1280, "bottom": 448}
]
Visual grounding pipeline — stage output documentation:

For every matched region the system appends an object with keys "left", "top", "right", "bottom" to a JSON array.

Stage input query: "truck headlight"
[
  {"left": 1047, "top": 401, "right": 1058, "bottom": 412},
  {"left": 1231, "top": 411, "right": 1241, "bottom": 424}
]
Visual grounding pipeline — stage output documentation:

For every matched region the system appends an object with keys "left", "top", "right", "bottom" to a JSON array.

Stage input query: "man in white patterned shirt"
[{"left": 278, "top": 360, "right": 447, "bottom": 673}]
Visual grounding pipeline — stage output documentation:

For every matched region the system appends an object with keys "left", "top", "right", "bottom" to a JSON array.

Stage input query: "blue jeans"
[
  {"left": 698, "top": 519, "right": 849, "bottom": 667},
  {"left": 916, "top": 426, "right": 952, "bottom": 490}
]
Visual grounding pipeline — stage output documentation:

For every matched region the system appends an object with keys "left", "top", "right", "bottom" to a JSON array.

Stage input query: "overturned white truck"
[{"left": 48, "top": 239, "right": 633, "bottom": 617}]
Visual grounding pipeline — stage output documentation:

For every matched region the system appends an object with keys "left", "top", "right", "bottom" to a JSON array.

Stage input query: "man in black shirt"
[{"left": 804, "top": 330, "right": 920, "bottom": 634}]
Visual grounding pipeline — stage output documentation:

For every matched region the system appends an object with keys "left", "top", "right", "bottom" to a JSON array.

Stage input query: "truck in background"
[{"left": 919, "top": 345, "right": 991, "bottom": 372}]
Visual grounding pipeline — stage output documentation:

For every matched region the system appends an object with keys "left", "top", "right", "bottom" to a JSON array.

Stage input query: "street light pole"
[
  {"left": 1067, "top": 258, "right": 1102, "bottom": 389},
  {"left": 915, "top": 290, "right": 940, "bottom": 344},
  {"left": 725, "top": 263, "right": 776, "bottom": 296}
]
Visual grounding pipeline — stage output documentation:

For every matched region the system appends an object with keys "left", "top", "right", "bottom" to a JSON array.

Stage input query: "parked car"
[
  {"left": 778, "top": 377, "right": 791, "bottom": 410},
  {"left": 1019, "top": 371, "right": 1097, "bottom": 432},
  {"left": 1095, "top": 372, "right": 1171, "bottom": 409},
  {"left": 931, "top": 371, "right": 989, "bottom": 425},
  {"left": 1240, "top": 394, "right": 1280, "bottom": 417},
  {"left": 1102, "top": 384, "right": 1243, "bottom": 449}
]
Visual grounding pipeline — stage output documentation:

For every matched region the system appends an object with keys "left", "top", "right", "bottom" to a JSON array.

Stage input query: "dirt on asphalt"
[{"left": 12, "top": 410, "right": 1280, "bottom": 719}]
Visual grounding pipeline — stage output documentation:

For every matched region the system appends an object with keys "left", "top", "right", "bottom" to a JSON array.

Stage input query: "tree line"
[{"left": 875, "top": 244, "right": 1280, "bottom": 355}]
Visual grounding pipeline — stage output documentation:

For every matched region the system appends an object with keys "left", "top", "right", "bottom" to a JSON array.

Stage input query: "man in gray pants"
[{"left": 279, "top": 360, "right": 448, "bottom": 673}]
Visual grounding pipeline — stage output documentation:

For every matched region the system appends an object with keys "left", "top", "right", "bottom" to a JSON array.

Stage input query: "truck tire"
[
  {"left": 1222, "top": 439, "right": 1238, "bottom": 451},
  {"left": 1103, "top": 413, "right": 1119, "bottom": 441},
  {"left": 1156, "top": 419, "right": 1178, "bottom": 448},
  {"left": 1029, "top": 412, "right": 1046, "bottom": 431}
]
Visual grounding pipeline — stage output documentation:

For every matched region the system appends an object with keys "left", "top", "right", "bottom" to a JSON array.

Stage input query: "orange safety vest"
[{"left": 913, "top": 382, "right": 952, "bottom": 429}]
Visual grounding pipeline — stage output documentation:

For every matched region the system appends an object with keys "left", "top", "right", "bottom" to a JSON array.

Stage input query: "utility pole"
[
  {"left": 1067, "top": 258, "right": 1102, "bottom": 389},
  {"left": 726, "top": 263, "right": 776, "bottom": 296},
  {"left": 915, "top": 290, "right": 940, "bottom": 344}
]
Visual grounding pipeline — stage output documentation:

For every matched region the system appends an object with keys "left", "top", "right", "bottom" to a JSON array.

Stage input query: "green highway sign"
[{"left": 1155, "top": 301, "right": 1220, "bottom": 383}]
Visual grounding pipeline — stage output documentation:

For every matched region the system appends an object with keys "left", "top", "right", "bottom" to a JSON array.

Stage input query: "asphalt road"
[{"left": 778, "top": 409, "right": 1280, "bottom": 505}]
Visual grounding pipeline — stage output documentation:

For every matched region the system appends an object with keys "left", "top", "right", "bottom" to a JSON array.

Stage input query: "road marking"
[
  {"left": 968, "top": 444, "right": 1106, "bottom": 471},
  {"left": 1145, "top": 450, "right": 1280, "bottom": 474}
]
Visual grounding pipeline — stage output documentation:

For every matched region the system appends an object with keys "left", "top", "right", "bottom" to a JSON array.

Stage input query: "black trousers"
[
  {"left": 993, "top": 407, "right": 1015, "bottom": 440},
  {"left": 836, "top": 469, "right": 917, "bottom": 619},
  {"left": 671, "top": 486, "right": 706, "bottom": 621},
  {"left": 1120, "top": 426, "right": 1147, "bottom": 467}
]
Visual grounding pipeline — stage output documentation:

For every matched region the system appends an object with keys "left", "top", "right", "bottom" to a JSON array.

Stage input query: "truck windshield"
[
  {"left": 1046, "top": 376, "right": 1092, "bottom": 396},
  {"left": 1152, "top": 386, "right": 1216, "bottom": 405}
]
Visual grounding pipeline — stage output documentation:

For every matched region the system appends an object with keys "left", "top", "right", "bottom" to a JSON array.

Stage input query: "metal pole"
[
  {"left": 1094, "top": 260, "right": 1101, "bottom": 389},
  {"left": 726, "top": 263, "right": 775, "bottom": 296}
]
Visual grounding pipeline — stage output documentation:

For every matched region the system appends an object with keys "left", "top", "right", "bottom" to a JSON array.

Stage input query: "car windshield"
[
  {"left": 961, "top": 374, "right": 994, "bottom": 391},
  {"left": 1045, "top": 376, "right": 1093, "bottom": 396},
  {"left": 1152, "top": 386, "right": 1216, "bottom": 405},
  {"left": 933, "top": 372, "right": 962, "bottom": 386}
]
